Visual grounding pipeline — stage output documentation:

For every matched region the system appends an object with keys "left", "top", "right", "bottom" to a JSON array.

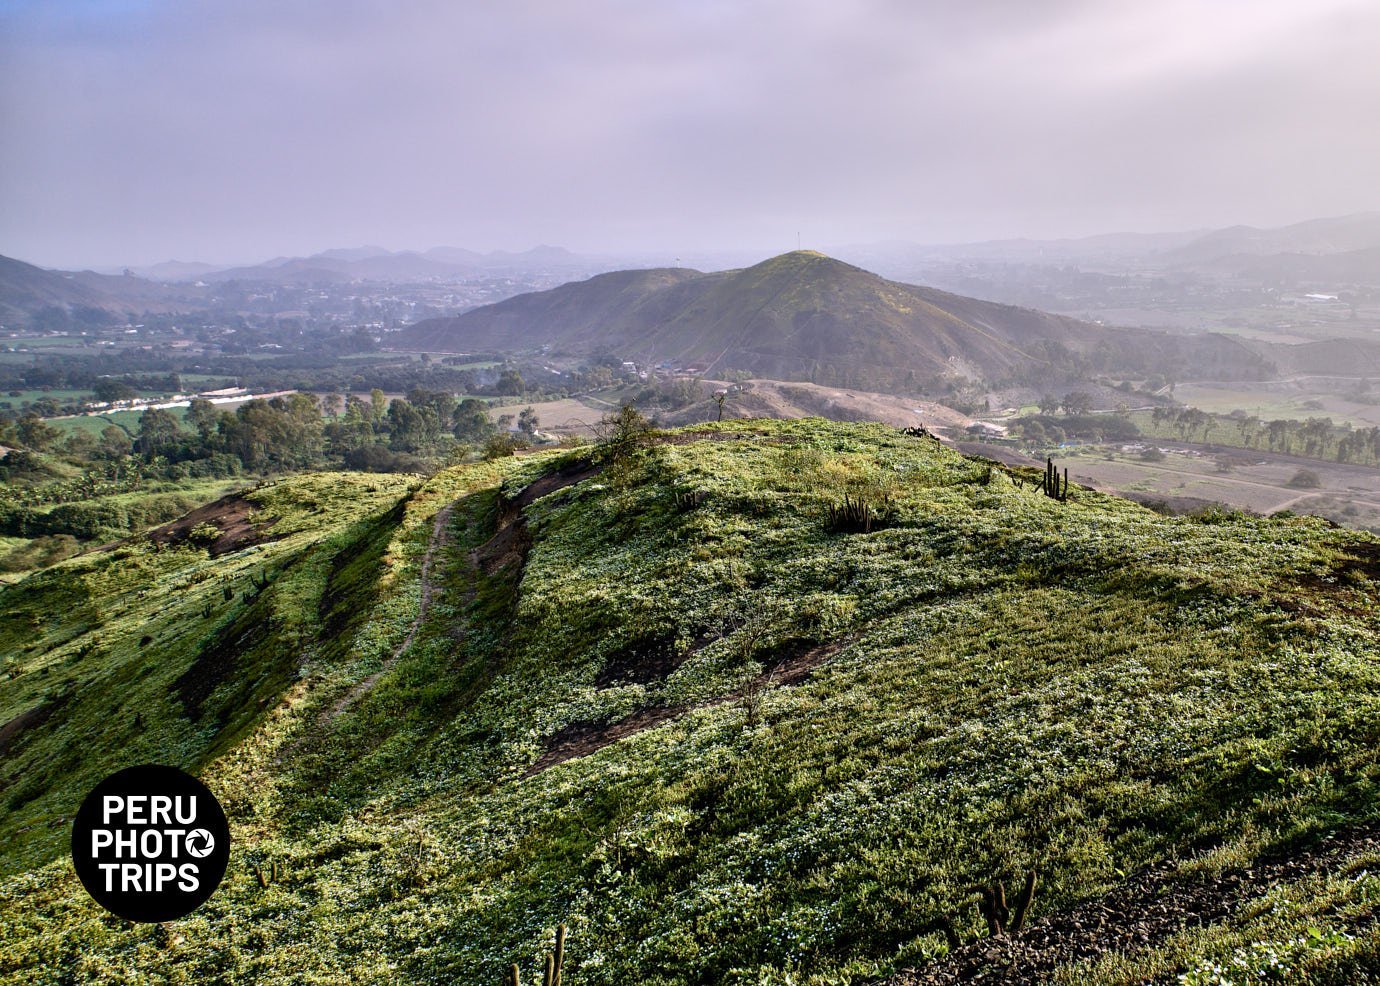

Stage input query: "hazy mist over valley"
[{"left": 2, "top": 3, "right": 1379, "bottom": 984}]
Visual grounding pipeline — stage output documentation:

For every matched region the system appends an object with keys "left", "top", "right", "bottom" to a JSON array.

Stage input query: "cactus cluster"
[
  {"left": 672, "top": 487, "right": 707, "bottom": 512},
  {"left": 508, "top": 923, "right": 566, "bottom": 986},
  {"left": 827, "top": 493, "right": 883, "bottom": 533},
  {"left": 976, "top": 870, "right": 1038, "bottom": 937},
  {"left": 1039, "top": 457, "right": 1069, "bottom": 501},
  {"left": 252, "top": 860, "right": 285, "bottom": 888}
]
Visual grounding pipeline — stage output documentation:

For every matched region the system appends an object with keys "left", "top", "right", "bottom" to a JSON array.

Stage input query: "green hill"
[
  {"left": 1, "top": 420, "right": 1378, "bottom": 983},
  {"left": 394, "top": 251, "right": 1275, "bottom": 389}
]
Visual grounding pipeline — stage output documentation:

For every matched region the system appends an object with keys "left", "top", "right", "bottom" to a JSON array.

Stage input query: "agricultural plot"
[{"left": 1172, "top": 383, "right": 1380, "bottom": 429}]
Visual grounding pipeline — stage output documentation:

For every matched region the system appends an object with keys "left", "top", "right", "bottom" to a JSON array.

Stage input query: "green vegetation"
[
  {"left": 1131, "top": 407, "right": 1380, "bottom": 467},
  {"left": 397, "top": 252, "right": 1263, "bottom": 394},
  {"left": 0, "top": 419, "right": 1377, "bottom": 983}
]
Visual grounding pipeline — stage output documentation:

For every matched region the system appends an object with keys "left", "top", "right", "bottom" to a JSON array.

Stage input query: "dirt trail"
[
  {"left": 327, "top": 502, "right": 455, "bottom": 719},
  {"left": 884, "top": 820, "right": 1380, "bottom": 985}
]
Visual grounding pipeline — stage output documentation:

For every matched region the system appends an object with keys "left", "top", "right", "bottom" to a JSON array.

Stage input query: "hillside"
[
  {"left": 0, "top": 254, "right": 205, "bottom": 325},
  {"left": 193, "top": 245, "right": 604, "bottom": 285},
  {"left": 1165, "top": 212, "right": 1380, "bottom": 265},
  {"left": 1187, "top": 246, "right": 1380, "bottom": 287},
  {"left": 1, "top": 420, "right": 1378, "bottom": 983},
  {"left": 393, "top": 251, "right": 1274, "bottom": 390}
]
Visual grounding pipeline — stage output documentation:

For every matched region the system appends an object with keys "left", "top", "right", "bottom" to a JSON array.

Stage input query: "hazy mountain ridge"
[
  {"left": 143, "top": 244, "right": 607, "bottom": 284},
  {"left": 396, "top": 251, "right": 1099, "bottom": 377},
  {"left": 841, "top": 212, "right": 1380, "bottom": 271},
  {"left": 1163, "top": 212, "right": 1380, "bottom": 265},
  {"left": 0, "top": 254, "right": 206, "bottom": 324}
]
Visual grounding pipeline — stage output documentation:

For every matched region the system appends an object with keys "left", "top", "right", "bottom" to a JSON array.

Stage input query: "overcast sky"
[{"left": 3, "top": 0, "right": 1380, "bottom": 269}]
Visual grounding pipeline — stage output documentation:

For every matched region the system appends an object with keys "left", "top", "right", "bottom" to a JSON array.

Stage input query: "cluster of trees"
[
  {"left": 1008, "top": 401, "right": 1380, "bottom": 467},
  {"left": 1, "top": 388, "right": 545, "bottom": 493},
  {"left": 1014, "top": 412, "right": 1141, "bottom": 446},
  {"left": 1145, "top": 407, "right": 1380, "bottom": 466},
  {"left": 0, "top": 388, "right": 552, "bottom": 546},
  {"left": 1036, "top": 391, "right": 1097, "bottom": 416},
  {"left": 323, "top": 388, "right": 538, "bottom": 464}
]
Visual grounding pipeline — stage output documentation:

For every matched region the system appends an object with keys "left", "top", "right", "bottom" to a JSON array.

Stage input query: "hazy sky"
[{"left": 4, "top": 0, "right": 1380, "bottom": 268}]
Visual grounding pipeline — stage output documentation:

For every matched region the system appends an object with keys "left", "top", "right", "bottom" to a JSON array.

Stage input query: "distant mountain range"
[
  {"left": 394, "top": 251, "right": 1279, "bottom": 389},
  {"left": 5, "top": 211, "right": 1379, "bottom": 333},
  {"left": 132, "top": 244, "right": 606, "bottom": 284},
  {"left": 0, "top": 254, "right": 206, "bottom": 325},
  {"left": 1161, "top": 212, "right": 1380, "bottom": 265},
  {"left": 0, "top": 244, "right": 619, "bottom": 327},
  {"left": 841, "top": 211, "right": 1380, "bottom": 271}
]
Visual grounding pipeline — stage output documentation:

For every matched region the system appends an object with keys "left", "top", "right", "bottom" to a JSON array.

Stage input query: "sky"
[{"left": 3, "top": 0, "right": 1380, "bottom": 269}]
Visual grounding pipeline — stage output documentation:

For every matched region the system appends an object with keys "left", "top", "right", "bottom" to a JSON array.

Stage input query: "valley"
[
  {"left": 2, "top": 222, "right": 1378, "bottom": 984},
  {"left": 7, "top": 3, "right": 1380, "bottom": 980}
]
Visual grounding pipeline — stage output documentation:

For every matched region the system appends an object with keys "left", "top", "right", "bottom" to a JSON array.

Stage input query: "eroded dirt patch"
[
  {"left": 0, "top": 693, "right": 70, "bottom": 761},
  {"left": 1274, "top": 540, "right": 1380, "bottom": 618},
  {"left": 477, "top": 460, "right": 606, "bottom": 578},
  {"left": 474, "top": 504, "right": 533, "bottom": 577},
  {"left": 594, "top": 631, "right": 710, "bottom": 688},
  {"left": 172, "top": 608, "right": 278, "bottom": 721},
  {"left": 1335, "top": 540, "right": 1380, "bottom": 582},
  {"left": 147, "top": 494, "right": 281, "bottom": 557},
  {"left": 885, "top": 820, "right": 1380, "bottom": 985},
  {"left": 509, "top": 458, "right": 603, "bottom": 509},
  {"left": 527, "top": 637, "right": 849, "bottom": 775}
]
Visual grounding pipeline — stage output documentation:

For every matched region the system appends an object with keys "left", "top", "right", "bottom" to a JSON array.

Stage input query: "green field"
[
  {"left": 45, "top": 406, "right": 191, "bottom": 438},
  {"left": 179, "top": 373, "right": 237, "bottom": 389},
  {"left": 1170, "top": 383, "right": 1380, "bottom": 430},
  {"left": 0, "top": 420, "right": 1377, "bottom": 983},
  {"left": 0, "top": 389, "right": 94, "bottom": 406}
]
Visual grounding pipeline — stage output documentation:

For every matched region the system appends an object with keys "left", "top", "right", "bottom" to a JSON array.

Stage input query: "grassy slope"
[
  {"left": 397, "top": 253, "right": 1092, "bottom": 387},
  {"left": 0, "top": 420, "right": 1377, "bottom": 984}
]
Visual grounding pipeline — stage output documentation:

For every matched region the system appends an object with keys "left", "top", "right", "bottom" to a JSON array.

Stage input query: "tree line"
[{"left": 1142, "top": 406, "right": 1380, "bottom": 466}]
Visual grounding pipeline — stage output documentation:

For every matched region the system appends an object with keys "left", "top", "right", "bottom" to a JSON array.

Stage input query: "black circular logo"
[{"left": 70, "top": 764, "right": 231, "bottom": 923}]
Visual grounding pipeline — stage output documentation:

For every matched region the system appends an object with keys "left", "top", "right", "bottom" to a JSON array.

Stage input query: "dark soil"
[
  {"left": 884, "top": 820, "right": 1380, "bottom": 985},
  {"left": 526, "top": 638, "right": 848, "bottom": 776},
  {"left": 1273, "top": 540, "right": 1380, "bottom": 618},
  {"left": 475, "top": 459, "right": 604, "bottom": 578},
  {"left": 655, "top": 430, "right": 786, "bottom": 446},
  {"left": 146, "top": 494, "right": 281, "bottom": 557},
  {"left": 594, "top": 631, "right": 709, "bottom": 688},
  {"left": 507, "top": 458, "right": 603, "bottom": 509},
  {"left": 529, "top": 705, "right": 686, "bottom": 775},
  {"left": 172, "top": 606, "right": 278, "bottom": 721},
  {"left": 1337, "top": 540, "right": 1380, "bottom": 582},
  {"left": 473, "top": 504, "right": 532, "bottom": 576},
  {"left": 0, "top": 693, "right": 69, "bottom": 761}
]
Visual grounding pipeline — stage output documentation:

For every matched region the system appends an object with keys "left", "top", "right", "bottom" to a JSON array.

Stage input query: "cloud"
[{"left": 2, "top": 0, "right": 1379, "bottom": 266}]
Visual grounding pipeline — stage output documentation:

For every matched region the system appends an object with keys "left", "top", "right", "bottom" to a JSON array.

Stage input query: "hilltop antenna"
[{"left": 797, "top": 231, "right": 801, "bottom": 250}]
